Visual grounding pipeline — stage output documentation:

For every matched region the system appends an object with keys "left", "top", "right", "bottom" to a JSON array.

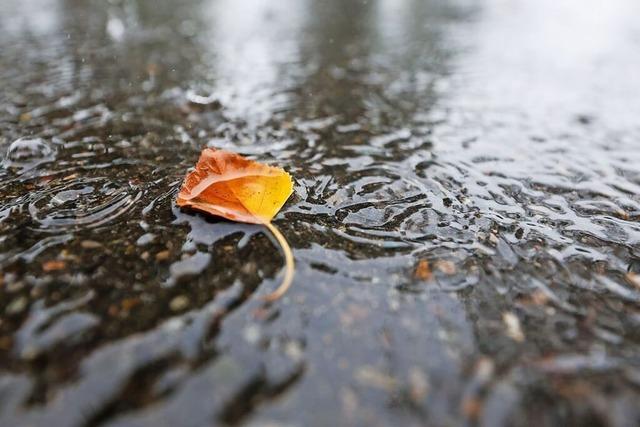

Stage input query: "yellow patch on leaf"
[
  {"left": 176, "top": 148, "right": 294, "bottom": 301},
  {"left": 176, "top": 148, "right": 293, "bottom": 223}
]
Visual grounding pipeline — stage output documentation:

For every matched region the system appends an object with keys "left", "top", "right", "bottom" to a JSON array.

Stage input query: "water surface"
[{"left": 2, "top": 0, "right": 640, "bottom": 425}]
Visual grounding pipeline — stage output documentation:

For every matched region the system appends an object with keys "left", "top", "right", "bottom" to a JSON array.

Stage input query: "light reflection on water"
[{"left": 1, "top": 0, "right": 640, "bottom": 425}]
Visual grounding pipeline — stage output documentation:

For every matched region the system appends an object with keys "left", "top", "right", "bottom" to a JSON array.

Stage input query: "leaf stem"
[{"left": 262, "top": 221, "right": 295, "bottom": 302}]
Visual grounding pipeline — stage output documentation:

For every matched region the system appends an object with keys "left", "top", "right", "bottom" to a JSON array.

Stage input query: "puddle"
[{"left": 1, "top": 0, "right": 640, "bottom": 425}]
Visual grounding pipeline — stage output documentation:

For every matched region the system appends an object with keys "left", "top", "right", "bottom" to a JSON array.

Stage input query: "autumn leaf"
[{"left": 176, "top": 148, "right": 294, "bottom": 301}]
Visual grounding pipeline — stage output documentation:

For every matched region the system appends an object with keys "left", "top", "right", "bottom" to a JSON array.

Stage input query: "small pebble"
[
  {"left": 43, "top": 260, "right": 66, "bottom": 272},
  {"left": 626, "top": 272, "right": 640, "bottom": 289},
  {"left": 121, "top": 298, "right": 141, "bottom": 311},
  {"left": 156, "top": 250, "right": 170, "bottom": 261},
  {"left": 414, "top": 259, "right": 432, "bottom": 280},
  {"left": 169, "top": 295, "right": 190, "bottom": 312},
  {"left": 81, "top": 240, "right": 102, "bottom": 249},
  {"left": 243, "top": 324, "right": 261, "bottom": 344},
  {"left": 503, "top": 312, "right": 525, "bottom": 342},
  {"left": 136, "top": 233, "right": 156, "bottom": 246},
  {"left": 409, "top": 366, "right": 429, "bottom": 402},
  {"left": 435, "top": 260, "right": 456, "bottom": 275},
  {"left": 284, "top": 340, "right": 304, "bottom": 362},
  {"left": 355, "top": 366, "right": 397, "bottom": 391},
  {"left": 6, "top": 296, "right": 28, "bottom": 315}
]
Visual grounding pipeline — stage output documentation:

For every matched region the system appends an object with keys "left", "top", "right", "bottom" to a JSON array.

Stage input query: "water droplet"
[{"left": 3, "top": 138, "right": 56, "bottom": 172}]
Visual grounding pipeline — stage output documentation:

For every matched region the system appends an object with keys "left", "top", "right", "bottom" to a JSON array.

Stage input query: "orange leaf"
[{"left": 176, "top": 148, "right": 294, "bottom": 301}]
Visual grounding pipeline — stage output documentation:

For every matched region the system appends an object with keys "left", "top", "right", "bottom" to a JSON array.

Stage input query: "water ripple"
[{"left": 27, "top": 177, "right": 142, "bottom": 233}]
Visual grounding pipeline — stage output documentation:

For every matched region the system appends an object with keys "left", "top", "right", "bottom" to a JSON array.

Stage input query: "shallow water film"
[{"left": 2, "top": 0, "right": 640, "bottom": 425}]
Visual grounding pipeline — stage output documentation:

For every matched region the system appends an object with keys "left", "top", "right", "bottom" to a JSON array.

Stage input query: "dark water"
[{"left": 2, "top": 0, "right": 640, "bottom": 425}]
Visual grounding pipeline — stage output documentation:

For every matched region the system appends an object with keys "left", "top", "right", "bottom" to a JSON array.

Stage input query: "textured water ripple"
[{"left": 1, "top": 0, "right": 640, "bottom": 425}]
